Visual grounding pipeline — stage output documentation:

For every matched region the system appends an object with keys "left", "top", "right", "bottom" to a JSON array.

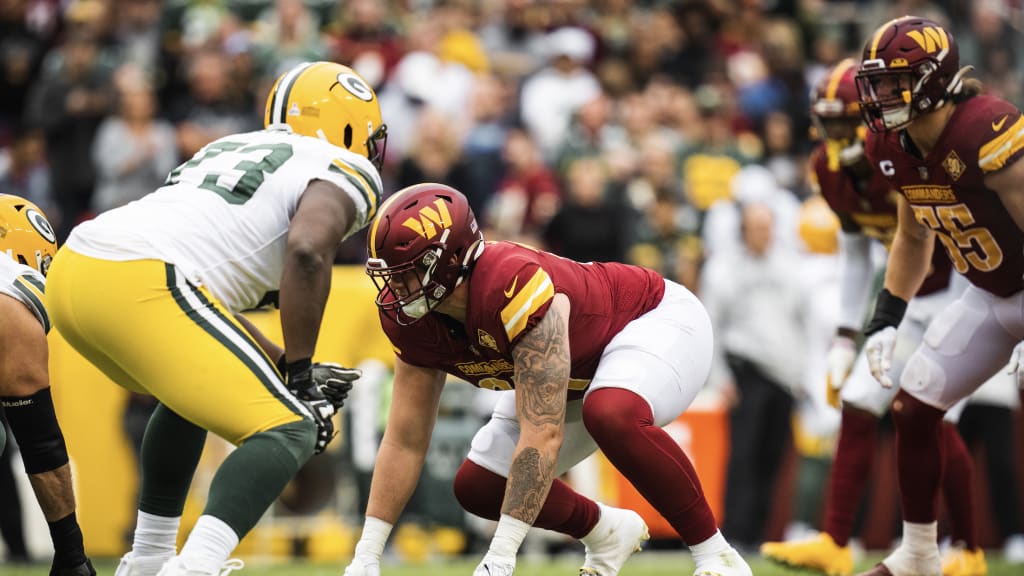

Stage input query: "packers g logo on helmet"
[
  {"left": 0, "top": 194, "right": 58, "bottom": 276},
  {"left": 265, "top": 62, "right": 388, "bottom": 170}
]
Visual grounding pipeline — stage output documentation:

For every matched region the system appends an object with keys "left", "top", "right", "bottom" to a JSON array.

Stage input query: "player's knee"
[
  {"left": 891, "top": 389, "right": 944, "bottom": 431},
  {"left": 453, "top": 459, "right": 502, "bottom": 520},
  {"left": 263, "top": 419, "right": 318, "bottom": 463},
  {"left": 1, "top": 388, "right": 69, "bottom": 474},
  {"left": 582, "top": 388, "right": 651, "bottom": 441}
]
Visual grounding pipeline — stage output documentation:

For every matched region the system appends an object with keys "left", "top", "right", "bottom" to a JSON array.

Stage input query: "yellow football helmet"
[
  {"left": 0, "top": 194, "right": 58, "bottom": 275},
  {"left": 265, "top": 61, "right": 388, "bottom": 170},
  {"left": 798, "top": 195, "right": 840, "bottom": 255}
]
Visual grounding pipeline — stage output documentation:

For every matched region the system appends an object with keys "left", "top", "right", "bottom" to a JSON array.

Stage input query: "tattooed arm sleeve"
[{"left": 502, "top": 293, "right": 571, "bottom": 524}]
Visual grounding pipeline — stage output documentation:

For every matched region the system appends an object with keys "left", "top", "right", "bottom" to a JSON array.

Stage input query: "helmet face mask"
[
  {"left": 366, "top": 184, "right": 484, "bottom": 325},
  {"left": 265, "top": 62, "right": 388, "bottom": 170},
  {"left": 810, "top": 58, "right": 865, "bottom": 165},
  {"left": 855, "top": 16, "right": 967, "bottom": 133},
  {"left": 0, "top": 194, "right": 57, "bottom": 276}
]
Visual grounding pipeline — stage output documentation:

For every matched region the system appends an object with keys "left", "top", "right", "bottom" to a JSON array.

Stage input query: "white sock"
[
  {"left": 902, "top": 521, "right": 939, "bottom": 556},
  {"left": 689, "top": 530, "right": 731, "bottom": 566},
  {"left": 580, "top": 504, "right": 613, "bottom": 548},
  {"left": 131, "top": 511, "right": 180, "bottom": 558},
  {"left": 178, "top": 515, "right": 240, "bottom": 572}
]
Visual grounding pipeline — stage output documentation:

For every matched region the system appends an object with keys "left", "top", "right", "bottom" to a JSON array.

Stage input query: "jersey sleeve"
[
  {"left": 4, "top": 269, "right": 50, "bottom": 334},
  {"left": 977, "top": 104, "right": 1024, "bottom": 175},
  {"left": 490, "top": 261, "right": 555, "bottom": 349},
  {"left": 319, "top": 150, "right": 384, "bottom": 237}
]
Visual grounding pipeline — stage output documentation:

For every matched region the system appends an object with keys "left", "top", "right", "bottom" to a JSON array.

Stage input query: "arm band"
[{"left": 864, "top": 289, "right": 908, "bottom": 336}]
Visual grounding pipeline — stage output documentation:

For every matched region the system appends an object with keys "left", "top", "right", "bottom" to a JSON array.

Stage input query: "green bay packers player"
[
  {"left": 45, "top": 61, "right": 385, "bottom": 576},
  {"left": 0, "top": 195, "right": 94, "bottom": 576}
]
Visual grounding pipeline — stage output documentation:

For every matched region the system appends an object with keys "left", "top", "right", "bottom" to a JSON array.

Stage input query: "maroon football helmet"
[
  {"left": 366, "top": 183, "right": 484, "bottom": 324},
  {"left": 856, "top": 16, "right": 971, "bottom": 132},
  {"left": 811, "top": 58, "right": 866, "bottom": 164}
]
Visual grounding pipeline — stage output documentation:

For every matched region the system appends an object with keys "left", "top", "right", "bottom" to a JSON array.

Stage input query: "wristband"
[
  {"left": 488, "top": 514, "right": 532, "bottom": 558},
  {"left": 285, "top": 357, "right": 313, "bottom": 381},
  {"left": 864, "top": 289, "right": 908, "bottom": 336},
  {"left": 353, "top": 516, "right": 393, "bottom": 559}
]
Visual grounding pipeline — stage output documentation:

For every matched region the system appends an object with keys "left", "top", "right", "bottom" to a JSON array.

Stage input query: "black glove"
[{"left": 284, "top": 359, "right": 361, "bottom": 454}]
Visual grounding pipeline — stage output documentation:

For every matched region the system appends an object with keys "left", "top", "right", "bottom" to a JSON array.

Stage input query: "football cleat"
[
  {"left": 579, "top": 504, "right": 649, "bottom": 576},
  {"left": 761, "top": 532, "right": 853, "bottom": 576},
  {"left": 692, "top": 547, "right": 752, "bottom": 576},
  {"left": 155, "top": 557, "right": 244, "bottom": 576},
  {"left": 114, "top": 551, "right": 174, "bottom": 576},
  {"left": 942, "top": 545, "right": 987, "bottom": 576}
]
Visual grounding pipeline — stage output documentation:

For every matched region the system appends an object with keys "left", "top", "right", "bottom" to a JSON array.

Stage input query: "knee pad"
[
  {"left": 899, "top": 352, "right": 948, "bottom": 408},
  {"left": 582, "top": 388, "right": 651, "bottom": 443},
  {"left": 1, "top": 388, "right": 69, "bottom": 474}
]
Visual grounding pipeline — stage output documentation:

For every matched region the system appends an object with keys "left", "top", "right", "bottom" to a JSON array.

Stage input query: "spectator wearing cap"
[{"left": 519, "top": 26, "right": 601, "bottom": 161}]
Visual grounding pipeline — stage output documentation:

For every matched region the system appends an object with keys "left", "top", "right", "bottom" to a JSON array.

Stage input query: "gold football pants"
[{"left": 47, "top": 249, "right": 308, "bottom": 445}]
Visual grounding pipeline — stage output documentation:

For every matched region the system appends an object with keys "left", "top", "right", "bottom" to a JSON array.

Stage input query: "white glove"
[
  {"left": 826, "top": 336, "right": 857, "bottom": 408},
  {"left": 865, "top": 326, "right": 897, "bottom": 388},
  {"left": 1009, "top": 341, "right": 1024, "bottom": 389},
  {"left": 343, "top": 555, "right": 380, "bottom": 576},
  {"left": 472, "top": 552, "right": 516, "bottom": 576}
]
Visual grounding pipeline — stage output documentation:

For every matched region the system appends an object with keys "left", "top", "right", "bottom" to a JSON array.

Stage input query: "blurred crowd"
[{"left": 2, "top": 0, "right": 1024, "bottom": 561}]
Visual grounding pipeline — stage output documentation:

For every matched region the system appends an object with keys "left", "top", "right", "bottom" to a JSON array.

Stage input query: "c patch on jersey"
[{"left": 499, "top": 268, "right": 554, "bottom": 341}]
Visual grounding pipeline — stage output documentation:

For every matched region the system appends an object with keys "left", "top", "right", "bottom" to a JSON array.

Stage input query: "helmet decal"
[
  {"left": 338, "top": 72, "right": 374, "bottom": 102},
  {"left": 26, "top": 208, "right": 56, "bottom": 244}
]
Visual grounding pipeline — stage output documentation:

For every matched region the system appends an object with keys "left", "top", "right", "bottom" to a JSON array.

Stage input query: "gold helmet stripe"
[
  {"left": 269, "top": 61, "right": 316, "bottom": 125},
  {"left": 869, "top": 16, "right": 913, "bottom": 60},
  {"left": 368, "top": 186, "right": 424, "bottom": 259},
  {"left": 826, "top": 58, "right": 855, "bottom": 100}
]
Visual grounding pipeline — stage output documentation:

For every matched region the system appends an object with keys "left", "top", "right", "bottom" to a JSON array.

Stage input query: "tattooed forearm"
[
  {"left": 512, "top": 300, "right": 570, "bottom": 428},
  {"left": 502, "top": 447, "right": 555, "bottom": 522}
]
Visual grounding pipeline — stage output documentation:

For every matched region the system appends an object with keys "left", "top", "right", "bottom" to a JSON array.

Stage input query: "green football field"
[{"left": 3, "top": 552, "right": 1020, "bottom": 576}]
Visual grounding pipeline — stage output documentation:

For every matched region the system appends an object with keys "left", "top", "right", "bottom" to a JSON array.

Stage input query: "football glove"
[
  {"left": 472, "top": 552, "right": 516, "bottom": 576},
  {"left": 285, "top": 359, "right": 361, "bottom": 411},
  {"left": 1009, "top": 341, "right": 1024, "bottom": 390},
  {"left": 826, "top": 336, "right": 857, "bottom": 408},
  {"left": 864, "top": 326, "right": 897, "bottom": 389}
]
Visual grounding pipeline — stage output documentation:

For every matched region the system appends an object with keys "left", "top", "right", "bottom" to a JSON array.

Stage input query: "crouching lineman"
[
  {"left": 0, "top": 195, "right": 94, "bottom": 576},
  {"left": 45, "top": 61, "right": 385, "bottom": 576},
  {"left": 342, "top": 183, "right": 752, "bottom": 576}
]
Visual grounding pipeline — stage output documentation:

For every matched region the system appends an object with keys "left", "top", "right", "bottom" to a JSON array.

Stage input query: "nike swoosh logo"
[
  {"left": 993, "top": 115, "right": 1008, "bottom": 131},
  {"left": 503, "top": 276, "right": 518, "bottom": 298}
]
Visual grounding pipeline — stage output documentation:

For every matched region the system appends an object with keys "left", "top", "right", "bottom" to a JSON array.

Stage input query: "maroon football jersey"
[
  {"left": 864, "top": 95, "right": 1024, "bottom": 297},
  {"left": 381, "top": 241, "right": 667, "bottom": 394},
  {"left": 812, "top": 143, "right": 952, "bottom": 296}
]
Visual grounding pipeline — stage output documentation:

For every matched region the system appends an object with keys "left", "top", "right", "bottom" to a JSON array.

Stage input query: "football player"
[
  {"left": 761, "top": 58, "right": 990, "bottom": 576},
  {"left": 852, "top": 16, "right": 1024, "bottom": 576},
  {"left": 343, "top": 184, "right": 753, "bottom": 576},
  {"left": 0, "top": 195, "right": 94, "bottom": 576},
  {"left": 45, "top": 61, "right": 383, "bottom": 576}
]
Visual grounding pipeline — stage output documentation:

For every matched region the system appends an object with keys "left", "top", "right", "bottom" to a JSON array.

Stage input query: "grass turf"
[{"left": 4, "top": 552, "right": 1021, "bottom": 576}]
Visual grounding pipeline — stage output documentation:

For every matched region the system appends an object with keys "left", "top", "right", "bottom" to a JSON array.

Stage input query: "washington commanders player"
[
  {"left": 342, "top": 183, "right": 752, "bottom": 576},
  {"left": 45, "top": 62, "right": 381, "bottom": 576},
  {"left": 761, "top": 58, "right": 989, "bottom": 576},
  {"left": 0, "top": 195, "right": 94, "bottom": 576},
  {"left": 851, "top": 16, "right": 1024, "bottom": 576}
]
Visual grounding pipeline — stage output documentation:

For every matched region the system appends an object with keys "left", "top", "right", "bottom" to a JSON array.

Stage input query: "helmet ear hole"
[{"left": 344, "top": 124, "right": 353, "bottom": 149}]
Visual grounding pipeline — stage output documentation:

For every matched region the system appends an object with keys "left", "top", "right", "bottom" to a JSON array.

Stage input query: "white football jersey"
[
  {"left": 66, "top": 128, "right": 383, "bottom": 313},
  {"left": 0, "top": 253, "right": 49, "bottom": 333}
]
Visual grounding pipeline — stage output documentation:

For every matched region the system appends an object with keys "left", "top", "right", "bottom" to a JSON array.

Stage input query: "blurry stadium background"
[{"left": 2, "top": 0, "right": 1024, "bottom": 571}]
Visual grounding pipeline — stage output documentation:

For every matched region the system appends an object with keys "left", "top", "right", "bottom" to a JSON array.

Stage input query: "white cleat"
[
  {"left": 693, "top": 547, "right": 753, "bottom": 576},
  {"left": 155, "top": 557, "right": 244, "bottom": 576},
  {"left": 115, "top": 552, "right": 174, "bottom": 576},
  {"left": 580, "top": 504, "right": 650, "bottom": 576}
]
